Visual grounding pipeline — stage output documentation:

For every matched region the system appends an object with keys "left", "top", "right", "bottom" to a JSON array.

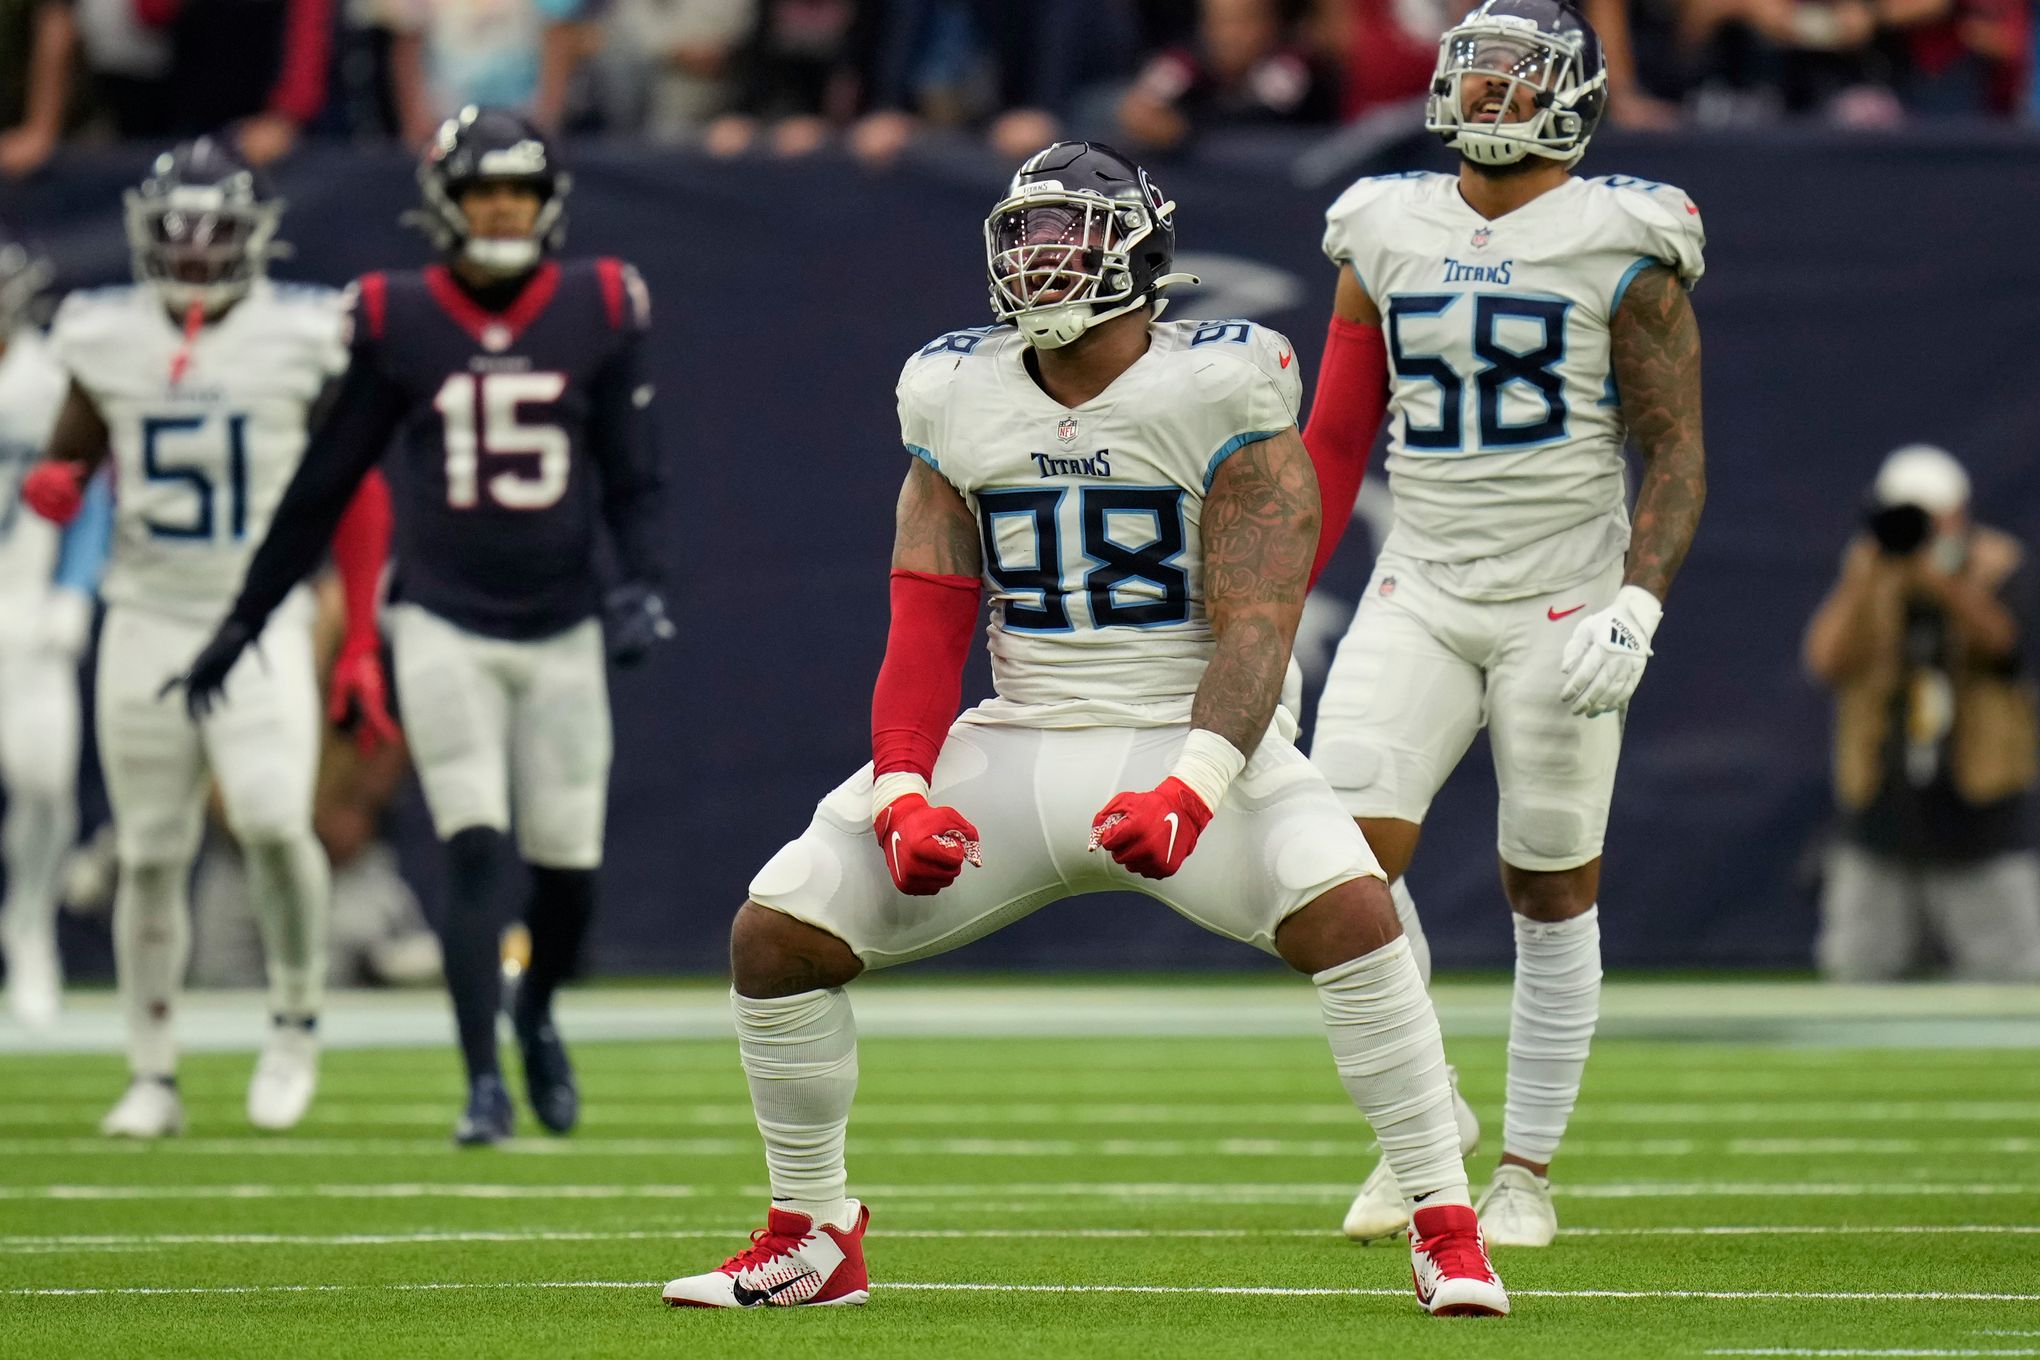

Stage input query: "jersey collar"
[{"left": 424, "top": 262, "right": 561, "bottom": 349}]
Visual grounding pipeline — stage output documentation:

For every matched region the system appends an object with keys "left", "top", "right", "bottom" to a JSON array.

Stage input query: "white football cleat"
[
  {"left": 1343, "top": 1066, "right": 1481, "bottom": 1241},
  {"left": 1475, "top": 1163, "right": 1558, "bottom": 1247},
  {"left": 1409, "top": 1203, "right": 1509, "bottom": 1317},
  {"left": 3, "top": 931, "right": 62, "bottom": 1029},
  {"left": 663, "top": 1201, "right": 871, "bottom": 1308},
  {"left": 101, "top": 1077, "right": 186, "bottom": 1138},
  {"left": 247, "top": 1022, "right": 319, "bottom": 1131}
]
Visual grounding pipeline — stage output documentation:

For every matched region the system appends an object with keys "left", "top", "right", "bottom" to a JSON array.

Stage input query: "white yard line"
[
  {"left": 1, "top": 1135, "right": 2034, "bottom": 1159},
  {"left": 2, "top": 1180, "right": 2037, "bottom": 1203},
  {"left": 2, "top": 1224, "right": 2035, "bottom": 1253},
  {"left": 11, "top": 1280, "right": 2040, "bottom": 1303},
  {"left": 1707, "top": 1350, "right": 2040, "bottom": 1357}
]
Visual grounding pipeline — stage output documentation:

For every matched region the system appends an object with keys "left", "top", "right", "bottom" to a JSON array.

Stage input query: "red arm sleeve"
[
  {"left": 1302, "top": 316, "right": 1390, "bottom": 588},
  {"left": 330, "top": 470, "right": 391, "bottom": 657},
  {"left": 871, "top": 569, "right": 983, "bottom": 780},
  {"left": 265, "top": 0, "right": 335, "bottom": 124}
]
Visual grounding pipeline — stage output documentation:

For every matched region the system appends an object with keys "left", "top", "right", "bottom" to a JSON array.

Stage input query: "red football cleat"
[
  {"left": 662, "top": 1201, "right": 870, "bottom": 1309},
  {"left": 1409, "top": 1203, "right": 1510, "bottom": 1317}
]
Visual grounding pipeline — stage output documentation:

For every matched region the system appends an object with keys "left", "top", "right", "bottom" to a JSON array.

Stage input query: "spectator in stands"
[
  {"left": 600, "top": 0, "right": 756, "bottom": 141},
  {"left": 379, "top": 0, "right": 599, "bottom": 146},
  {"left": 1888, "top": 0, "right": 2030, "bottom": 116},
  {"left": 132, "top": 0, "right": 338, "bottom": 164},
  {"left": 1115, "top": 0, "right": 1337, "bottom": 152},
  {"left": 0, "top": 0, "right": 82, "bottom": 178},
  {"left": 1803, "top": 444, "right": 2040, "bottom": 982},
  {"left": 846, "top": 0, "right": 1140, "bottom": 167},
  {"left": 698, "top": 0, "right": 873, "bottom": 156},
  {"left": 71, "top": 0, "right": 173, "bottom": 139}
]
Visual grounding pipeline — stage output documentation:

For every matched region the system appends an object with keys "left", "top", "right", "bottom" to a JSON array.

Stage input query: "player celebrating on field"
[
  {"left": 1299, "top": 0, "right": 1707, "bottom": 1246},
  {"left": 659, "top": 142, "right": 1508, "bottom": 1318},
  {"left": 176, "top": 107, "right": 672, "bottom": 1146},
  {"left": 23, "top": 140, "right": 384, "bottom": 1136}
]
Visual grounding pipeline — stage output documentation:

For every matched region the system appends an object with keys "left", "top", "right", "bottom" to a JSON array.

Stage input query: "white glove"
[
  {"left": 1559, "top": 585, "right": 1662, "bottom": 718},
  {"left": 37, "top": 589, "right": 94, "bottom": 660}
]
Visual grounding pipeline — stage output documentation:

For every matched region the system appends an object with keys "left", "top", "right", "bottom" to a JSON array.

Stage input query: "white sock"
[
  {"left": 734, "top": 986, "right": 858, "bottom": 1229},
  {"left": 1315, "top": 936, "right": 1469, "bottom": 1209},
  {"left": 243, "top": 834, "right": 331, "bottom": 1022},
  {"left": 1389, "top": 877, "right": 1431, "bottom": 987},
  {"left": 115, "top": 861, "right": 191, "bottom": 1078},
  {"left": 1, "top": 786, "right": 75, "bottom": 958},
  {"left": 1503, "top": 906, "right": 1603, "bottom": 1166}
]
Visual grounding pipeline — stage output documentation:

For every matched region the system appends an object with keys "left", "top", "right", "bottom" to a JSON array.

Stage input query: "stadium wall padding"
[{"left": 10, "top": 130, "right": 2040, "bottom": 973}]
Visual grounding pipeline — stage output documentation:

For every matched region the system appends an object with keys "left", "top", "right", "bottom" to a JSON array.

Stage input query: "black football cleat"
[
  {"left": 453, "top": 1074, "right": 515, "bottom": 1146},
  {"left": 513, "top": 1004, "right": 578, "bottom": 1135}
]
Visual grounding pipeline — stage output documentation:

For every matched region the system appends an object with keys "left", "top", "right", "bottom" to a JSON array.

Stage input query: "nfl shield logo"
[
  {"left": 1056, "top": 416, "right": 1079, "bottom": 446},
  {"left": 1379, "top": 575, "right": 1398, "bottom": 598},
  {"left": 1470, "top": 226, "right": 1492, "bottom": 250}
]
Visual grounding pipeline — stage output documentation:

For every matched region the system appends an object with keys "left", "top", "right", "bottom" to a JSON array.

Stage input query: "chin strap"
[
  {"left": 1018, "top": 271, "right": 1205, "bottom": 351},
  {"left": 463, "top": 238, "right": 541, "bottom": 274}
]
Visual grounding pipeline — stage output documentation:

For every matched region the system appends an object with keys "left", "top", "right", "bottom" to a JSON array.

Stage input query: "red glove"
[
  {"left": 874, "top": 793, "right": 981, "bottom": 896},
  {"left": 1090, "top": 777, "right": 1214, "bottom": 880},
  {"left": 328, "top": 642, "right": 399, "bottom": 754},
  {"left": 22, "top": 462, "right": 87, "bottom": 525}
]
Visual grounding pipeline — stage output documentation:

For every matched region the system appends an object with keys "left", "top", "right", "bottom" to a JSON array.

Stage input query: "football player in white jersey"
[
  {"left": 659, "top": 142, "right": 1509, "bottom": 1319},
  {"left": 21, "top": 139, "right": 380, "bottom": 1136},
  {"left": 1299, "top": 0, "right": 1707, "bottom": 1246},
  {"left": 0, "top": 234, "right": 110, "bottom": 1028}
]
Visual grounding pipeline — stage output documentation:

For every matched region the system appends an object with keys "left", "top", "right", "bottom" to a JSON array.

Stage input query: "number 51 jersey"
[
  {"left": 49, "top": 280, "right": 347, "bottom": 621},
  {"left": 1323, "top": 172, "right": 1705, "bottom": 601},
  {"left": 897, "top": 319, "right": 1301, "bottom": 730}
]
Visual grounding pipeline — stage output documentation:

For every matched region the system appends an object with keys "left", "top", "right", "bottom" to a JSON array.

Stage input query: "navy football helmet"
[
  {"left": 0, "top": 226, "right": 52, "bottom": 336},
  {"left": 123, "top": 138, "right": 284, "bottom": 314},
  {"left": 1426, "top": 0, "right": 1608, "bottom": 167},
  {"left": 985, "top": 141, "right": 1199, "bottom": 350},
  {"left": 412, "top": 106, "right": 570, "bottom": 275}
]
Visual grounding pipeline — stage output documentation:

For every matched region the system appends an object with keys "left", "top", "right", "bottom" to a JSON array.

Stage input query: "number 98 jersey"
[
  {"left": 49, "top": 280, "right": 347, "bottom": 621},
  {"left": 897, "top": 319, "right": 1301, "bottom": 730},
  {"left": 1323, "top": 171, "right": 1704, "bottom": 601}
]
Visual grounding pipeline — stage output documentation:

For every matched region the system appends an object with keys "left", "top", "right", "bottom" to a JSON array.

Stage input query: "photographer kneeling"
[{"left": 1803, "top": 444, "right": 2040, "bottom": 982}]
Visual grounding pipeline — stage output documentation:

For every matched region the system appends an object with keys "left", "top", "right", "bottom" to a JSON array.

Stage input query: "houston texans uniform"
[{"left": 219, "top": 257, "right": 663, "bottom": 866}]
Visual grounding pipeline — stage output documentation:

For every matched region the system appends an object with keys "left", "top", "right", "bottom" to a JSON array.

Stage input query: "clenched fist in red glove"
[
  {"left": 22, "top": 461, "right": 87, "bottom": 525},
  {"left": 874, "top": 793, "right": 982, "bottom": 896},
  {"left": 1090, "top": 777, "right": 1214, "bottom": 880},
  {"left": 328, "top": 642, "right": 400, "bottom": 754}
]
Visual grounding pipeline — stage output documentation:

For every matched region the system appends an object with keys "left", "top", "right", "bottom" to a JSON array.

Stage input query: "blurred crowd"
[{"left": 0, "top": 0, "right": 2032, "bottom": 180}]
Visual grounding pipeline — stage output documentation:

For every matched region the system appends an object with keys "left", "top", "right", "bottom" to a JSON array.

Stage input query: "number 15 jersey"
[
  {"left": 897, "top": 319, "right": 1301, "bottom": 730},
  {"left": 1323, "top": 172, "right": 1705, "bottom": 601}
]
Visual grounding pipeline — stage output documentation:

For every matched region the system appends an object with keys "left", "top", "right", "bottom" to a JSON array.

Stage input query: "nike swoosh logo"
[
  {"left": 889, "top": 832, "right": 903, "bottom": 881},
  {"left": 730, "top": 1272, "right": 811, "bottom": 1307},
  {"left": 1163, "top": 812, "right": 1180, "bottom": 864},
  {"left": 1547, "top": 604, "right": 1586, "bottom": 621},
  {"left": 1277, "top": 351, "right": 1293, "bottom": 368}
]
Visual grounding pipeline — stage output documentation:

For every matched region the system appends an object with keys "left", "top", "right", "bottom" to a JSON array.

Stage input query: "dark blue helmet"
[
  {"left": 0, "top": 225, "right": 52, "bottom": 335},
  {"left": 1426, "top": 0, "right": 1608, "bottom": 166},
  {"left": 412, "top": 106, "right": 570, "bottom": 274},
  {"left": 123, "top": 137, "right": 283, "bottom": 313},
  {"left": 985, "top": 141, "right": 1199, "bottom": 350}
]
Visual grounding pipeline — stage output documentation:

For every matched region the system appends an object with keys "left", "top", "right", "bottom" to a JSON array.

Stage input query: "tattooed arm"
[
  {"left": 1613, "top": 263, "right": 1706, "bottom": 600},
  {"left": 891, "top": 458, "right": 981, "bottom": 574},
  {"left": 1192, "top": 426, "right": 1320, "bottom": 756}
]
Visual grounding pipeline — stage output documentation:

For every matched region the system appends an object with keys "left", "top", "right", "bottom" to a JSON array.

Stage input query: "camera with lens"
[{"left": 1867, "top": 501, "right": 1932, "bottom": 556}]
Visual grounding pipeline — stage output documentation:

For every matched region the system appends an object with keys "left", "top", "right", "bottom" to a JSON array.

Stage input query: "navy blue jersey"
[{"left": 223, "top": 257, "right": 665, "bottom": 642}]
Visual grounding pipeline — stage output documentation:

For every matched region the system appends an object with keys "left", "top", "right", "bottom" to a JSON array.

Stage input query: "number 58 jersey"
[
  {"left": 49, "top": 280, "right": 347, "bottom": 621},
  {"left": 1323, "top": 172, "right": 1705, "bottom": 601},
  {"left": 897, "top": 319, "right": 1301, "bottom": 729}
]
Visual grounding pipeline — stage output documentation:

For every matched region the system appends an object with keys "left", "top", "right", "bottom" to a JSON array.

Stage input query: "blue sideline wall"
[{"left": 8, "top": 130, "right": 2040, "bottom": 972}]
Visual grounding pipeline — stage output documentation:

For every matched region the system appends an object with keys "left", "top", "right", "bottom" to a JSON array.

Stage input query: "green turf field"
[{"left": 4, "top": 981, "right": 2039, "bottom": 1358}]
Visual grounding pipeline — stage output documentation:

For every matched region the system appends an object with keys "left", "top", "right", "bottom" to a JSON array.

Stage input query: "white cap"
[{"left": 1874, "top": 444, "right": 1970, "bottom": 513}]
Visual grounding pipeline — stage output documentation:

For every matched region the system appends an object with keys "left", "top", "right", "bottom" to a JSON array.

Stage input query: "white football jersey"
[
  {"left": 1323, "top": 171, "right": 1705, "bottom": 600},
  {"left": 49, "top": 280, "right": 348, "bottom": 620},
  {"left": 897, "top": 318, "right": 1302, "bottom": 729},
  {"left": 0, "top": 328, "right": 70, "bottom": 645}
]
